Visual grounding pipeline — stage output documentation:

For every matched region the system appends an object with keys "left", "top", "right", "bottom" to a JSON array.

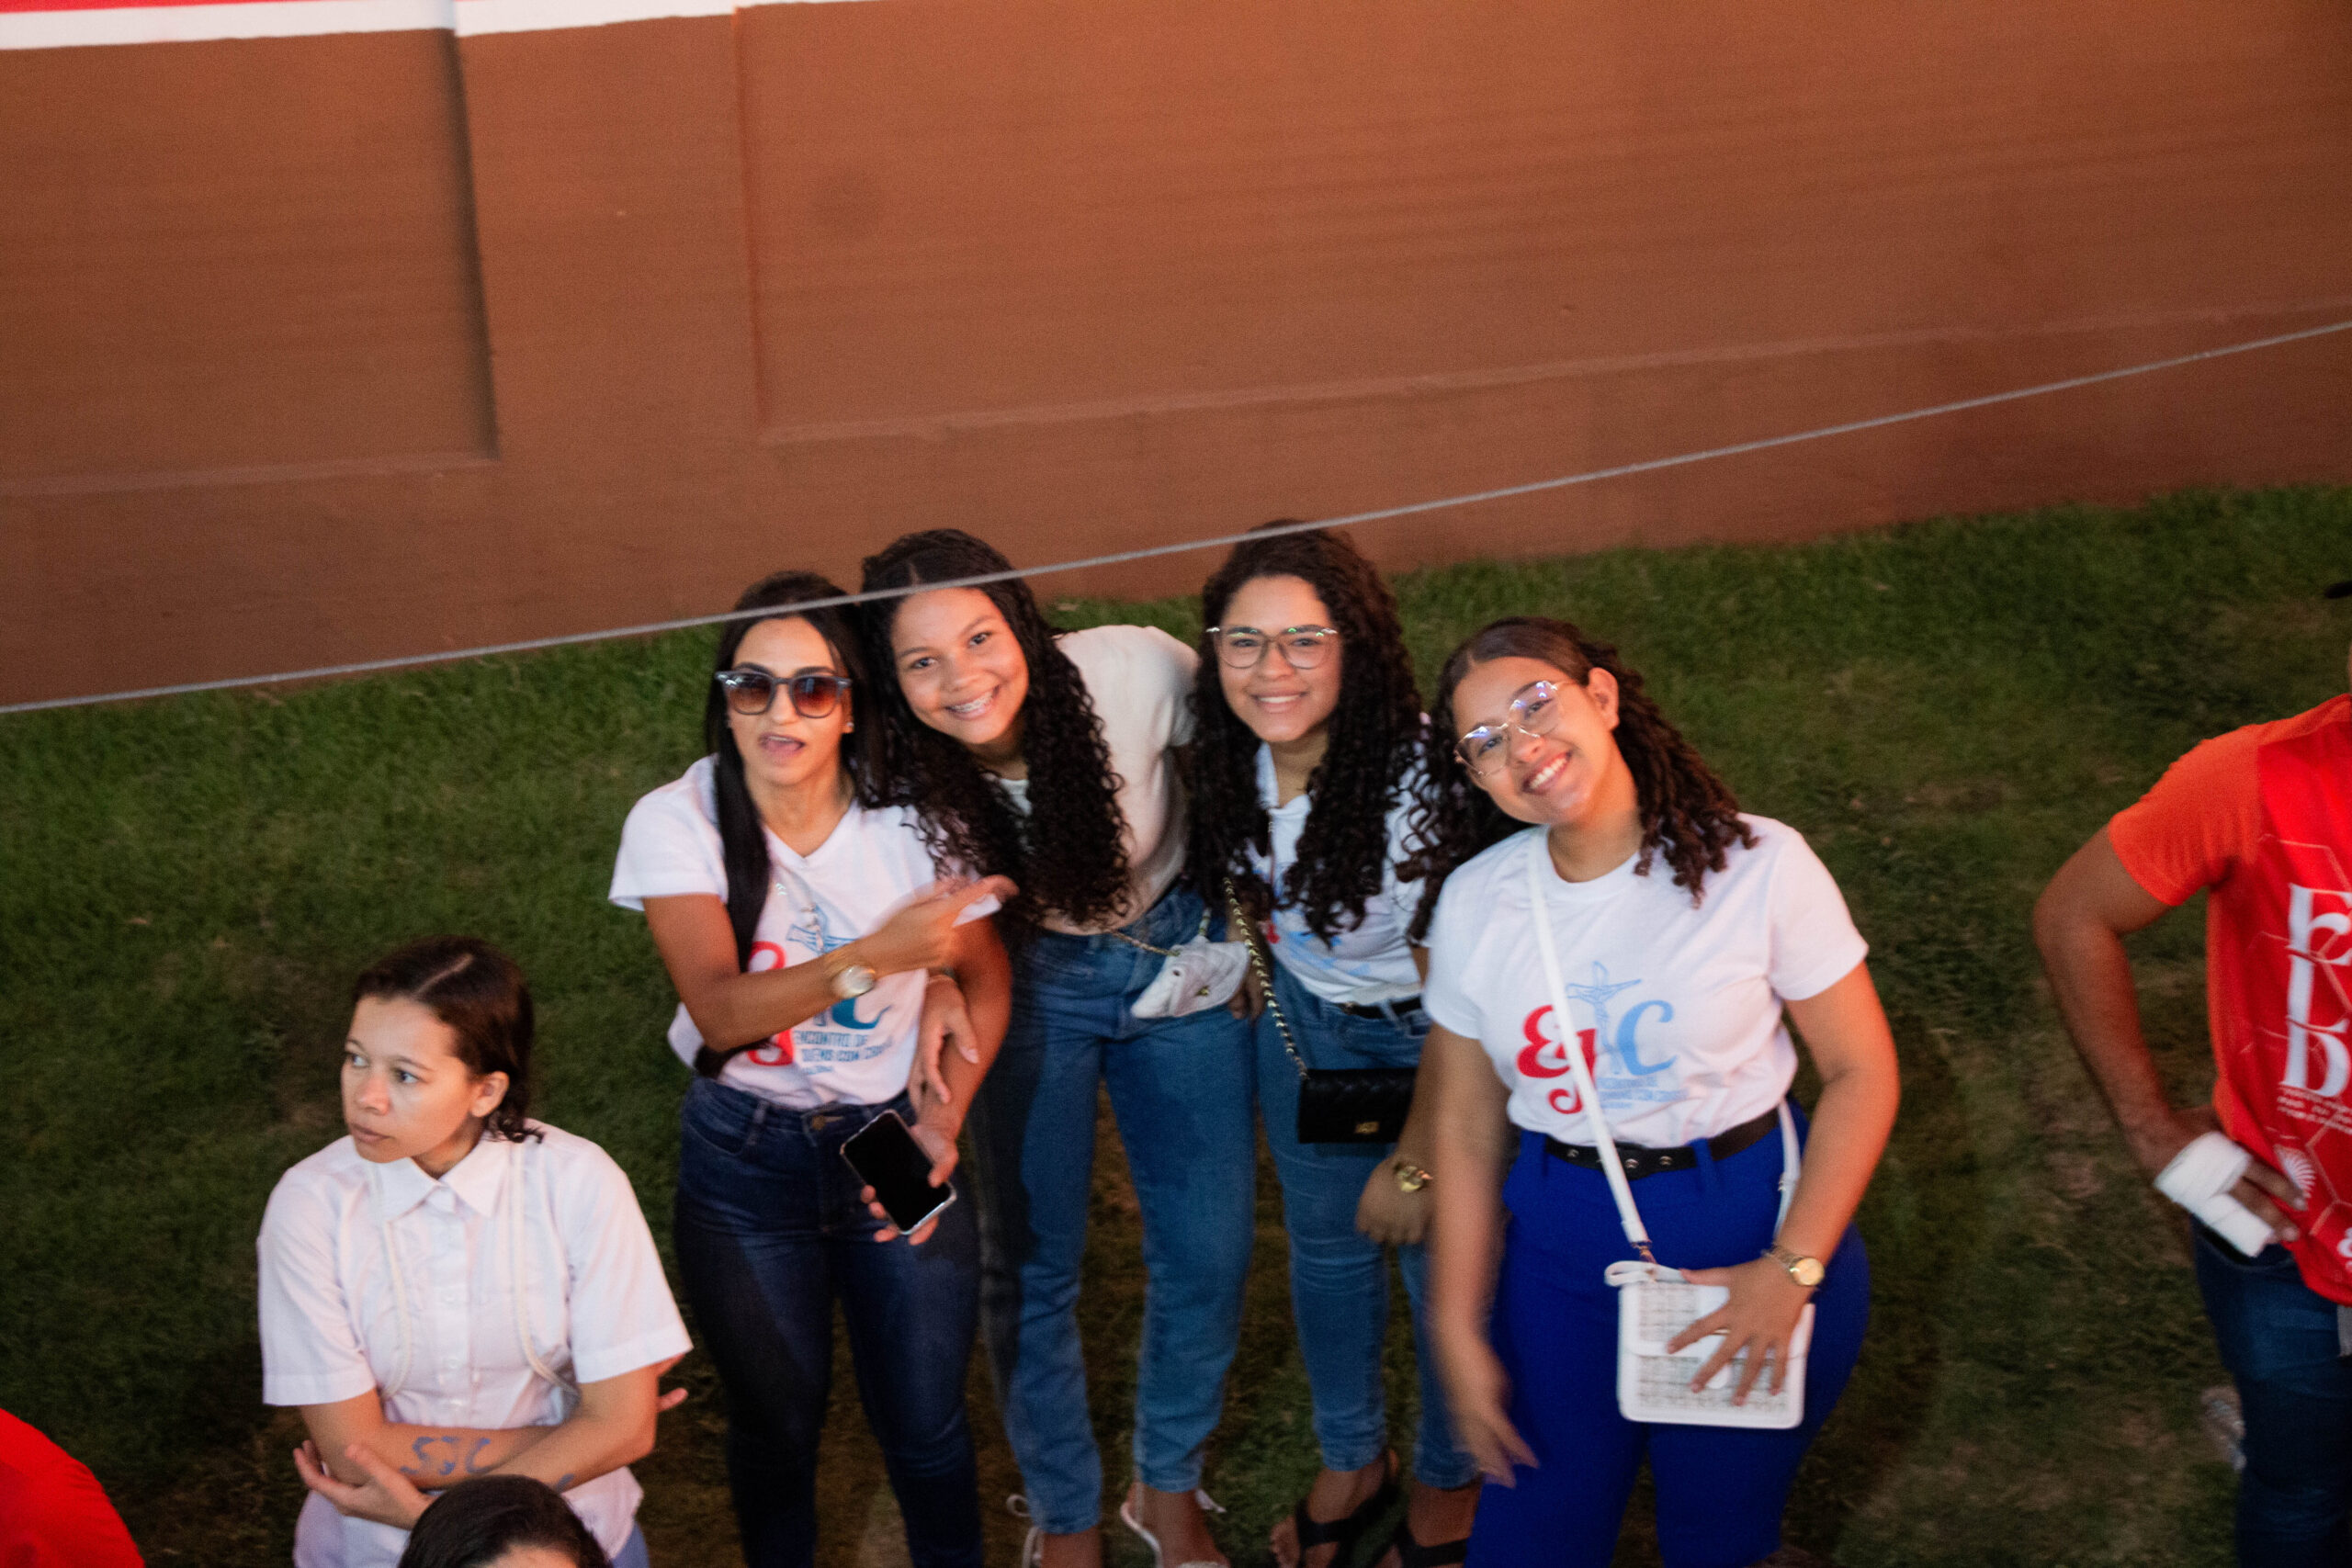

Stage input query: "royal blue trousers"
[{"left": 1466, "top": 1114, "right": 1869, "bottom": 1568}]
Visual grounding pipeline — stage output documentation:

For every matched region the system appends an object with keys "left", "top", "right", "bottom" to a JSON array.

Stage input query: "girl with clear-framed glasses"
[
  {"left": 1187, "top": 525, "right": 1482, "bottom": 1568},
  {"left": 1408, "top": 616, "right": 1899, "bottom": 1568},
  {"left": 607, "top": 570, "right": 1015, "bottom": 1568}
]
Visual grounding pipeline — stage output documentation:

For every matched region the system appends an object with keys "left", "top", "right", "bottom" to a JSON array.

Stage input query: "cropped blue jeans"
[
  {"left": 2195, "top": 1225, "right": 2352, "bottom": 1567},
  {"left": 965, "top": 882, "right": 1258, "bottom": 1535},
  {"left": 672, "top": 1079, "right": 983, "bottom": 1568},
  {"left": 1253, "top": 960, "right": 1477, "bottom": 1490}
]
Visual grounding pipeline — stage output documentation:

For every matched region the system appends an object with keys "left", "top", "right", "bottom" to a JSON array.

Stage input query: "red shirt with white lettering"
[
  {"left": 0, "top": 1409, "right": 143, "bottom": 1568},
  {"left": 2109, "top": 693, "right": 2352, "bottom": 1303}
]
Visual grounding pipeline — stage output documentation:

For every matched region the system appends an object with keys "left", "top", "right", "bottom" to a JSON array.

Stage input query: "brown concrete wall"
[{"left": 4, "top": 0, "right": 2349, "bottom": 705}]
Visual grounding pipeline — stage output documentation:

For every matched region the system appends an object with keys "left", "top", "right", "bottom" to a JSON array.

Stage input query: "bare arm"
[
  {"left": 482, "top": 1366, "right": 662, "bottom": 1493},
  {"left": 1421, "top": 1023, "right": 1534, "bottom": 1483},
  {"left": 924, "top": 916, "right": 1012, "bottom": 1141},
  {"left": 1773, "top": 963, "right": 1901, "bottom": 1264},
  {"left": 1669, "top": 961, "right": 1900, "bottom": 1400},
  {"left": 2033, "top": 825, "right": 2300, "bottom": 1235},
  {"left": 297, "top": 1397, "right": 549, "bottom": 1490},
  {"left": 297, "top": 1366, "right": 663, "bottom": 1528},
  {"left": 642, "top": 878, "right": 1012, "bottom": 1050},
  {"left": 866, "top": 914, "right": 1015, "bottom": 1243},
  {"left": 1356, "top": 944, "right": 1440, "bottom": 1246}
]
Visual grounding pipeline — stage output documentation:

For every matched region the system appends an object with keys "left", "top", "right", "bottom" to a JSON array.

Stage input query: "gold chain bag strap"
[
  {"left": 1117, "top": 898, "right": 1251, "bottom": 1020},
  {"left": 1229, "top": 879, "right": 1418, "bottom": 1144}
]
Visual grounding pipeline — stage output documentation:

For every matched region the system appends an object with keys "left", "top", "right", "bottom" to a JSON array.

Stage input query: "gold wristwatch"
[
  {"left": 1394, "top": 1160, "right": 1433, "bottom": 1193},
  {"left": 828, "top": 958, "right": 877, "bottom": 1001},
  {"left": 1764, "top": 1242, "right": 1825, "bottom": 1288}
]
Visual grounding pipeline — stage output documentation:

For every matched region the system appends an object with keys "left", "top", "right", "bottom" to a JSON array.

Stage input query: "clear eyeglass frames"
[
  {"left": 1205, "top": 624, "right": 1340, "bottom": 671},
  {"left": 1454, "top": 680, "right": 1563, "bottom": 775}
]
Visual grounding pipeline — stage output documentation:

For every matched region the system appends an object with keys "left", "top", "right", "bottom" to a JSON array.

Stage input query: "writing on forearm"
[
  {"left": 465, "top": 1437, "right": 494, "bottom": 1475},
  {"left": 555, "top": 1473, "right": 576, "bottom": 1493},
  {"left": 408, "top": 1435, "right": 457, "bottom": 1478}
]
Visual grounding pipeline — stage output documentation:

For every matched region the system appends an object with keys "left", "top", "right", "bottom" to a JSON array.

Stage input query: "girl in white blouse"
[{"left": 258, "top": 937, "right": 690, "bottom": 1568}]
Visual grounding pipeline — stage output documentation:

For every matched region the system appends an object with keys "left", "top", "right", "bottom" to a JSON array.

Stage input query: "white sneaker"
[{"left": 1117, "top": 1482, "right": 1228, "bottom": 1568}]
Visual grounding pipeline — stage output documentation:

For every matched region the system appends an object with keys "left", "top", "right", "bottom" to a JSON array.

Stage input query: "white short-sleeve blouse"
[{"left": 257, "top": 1123, "right": 690, "bottom": 1568}]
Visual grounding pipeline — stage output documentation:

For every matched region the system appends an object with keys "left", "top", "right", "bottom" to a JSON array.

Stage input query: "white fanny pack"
[
  {"left": 1119, "top": 903, "right": 1251, "bottom": 1020},
  {"left": 1524, "top": 834, "right": 1813, "bottom": 1430}
]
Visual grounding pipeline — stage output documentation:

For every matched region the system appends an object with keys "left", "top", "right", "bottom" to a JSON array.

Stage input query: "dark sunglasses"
[{"left": 715, "top": 668, "right": 853, "bottom": 719}]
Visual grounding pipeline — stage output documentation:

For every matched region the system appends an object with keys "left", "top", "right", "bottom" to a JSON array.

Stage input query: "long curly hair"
[
  {"left": 857, "top": 530, "right": 1130, "bottom": 931},
  {"left": 1188, "top": 525, "right": 1424, "bottom": 940},
  {"left": 1405, "top": 616, "right": 1752, "bottom": 939},
  {"left": 704, "top": 571, "right": 885, "bottom": 967}
]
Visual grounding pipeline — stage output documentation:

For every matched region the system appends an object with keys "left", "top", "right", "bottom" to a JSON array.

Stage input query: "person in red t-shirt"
[
  {"left": 0, "top": 1408, "right": 144, "bottom": 1567},
  {"left": 2036, "top": 586, "right": 2352, "bottom": 1568}
]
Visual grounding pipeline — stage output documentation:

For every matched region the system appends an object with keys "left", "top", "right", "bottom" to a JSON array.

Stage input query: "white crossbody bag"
[{"left": 1523, "top": 834, "right": 1813, "bottom": 1430}]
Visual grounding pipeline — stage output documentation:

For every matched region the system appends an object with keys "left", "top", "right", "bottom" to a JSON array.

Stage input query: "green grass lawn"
[{"left": 5, "top": 485, "right": 2348, "bottom": 1566}]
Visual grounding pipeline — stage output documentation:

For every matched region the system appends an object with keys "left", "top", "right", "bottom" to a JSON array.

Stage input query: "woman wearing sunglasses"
[
  {"left": 1186, "top": 526, "right": 1480, "bottom": 1568},
  {"left": 608, "top": 571, "right": 1014, "bottom": 1568},
  {"left": 859, "top": 531, "right": 1256, "bottom": 1568},
  {"left": 1410, "top": 618, "right": 1898, "bottom": 1568}
]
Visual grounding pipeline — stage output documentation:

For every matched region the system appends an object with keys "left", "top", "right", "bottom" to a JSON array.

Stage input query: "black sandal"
[
  {"left": 1286, "top": 1452, "right": 1398, "bottom": 1563},
  {"left": 1386, "top": 1517, "right": 1469, "bottom": 1568}
]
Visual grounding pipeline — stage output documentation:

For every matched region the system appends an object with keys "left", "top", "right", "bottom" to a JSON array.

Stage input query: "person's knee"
[{"left": 1286, "top": 1224, "right": 1384, "bottom": 1293}]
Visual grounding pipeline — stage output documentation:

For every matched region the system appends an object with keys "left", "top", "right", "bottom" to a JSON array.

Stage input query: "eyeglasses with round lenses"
[
  {"left": 1205, "top": 625, "right": 1340, "bottom": 671},
  {"left": 715, "top": 668, "right": 853, "bottom": 719},
  {"left": 1454, "top": 681, "right": 1563, "bottom": 776}
]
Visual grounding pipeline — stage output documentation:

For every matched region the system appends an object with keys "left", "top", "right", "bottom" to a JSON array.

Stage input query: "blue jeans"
[
  {"left": 1254, "top": 961, "right": 1478, "bottom": 1491},
  {"left": 611, "top": 1525, "right": 650, "bottom": 1568},
  {"left": 965, "top": 882, "right": 1258, "bottom": 1535},
  {"left": 672, "top": 1078, "right": 983, "bottom": 1568},
  {"left": 1467, "top": 1115, "right": 1869, "bottom": 1568},
  {"left": 2195, "top": 1225, "right": 2352, "bottom": 1567}
]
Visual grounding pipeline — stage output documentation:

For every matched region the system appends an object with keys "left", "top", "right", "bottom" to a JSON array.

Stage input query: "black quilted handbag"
[{"left": 1230, "top": 882, "right": 1418, "bottom": 1145}]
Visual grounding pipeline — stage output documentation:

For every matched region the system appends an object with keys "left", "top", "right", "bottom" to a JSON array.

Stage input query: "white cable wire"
[{"left": 6, "top": 314, "right": 2346, "bottom": 718}]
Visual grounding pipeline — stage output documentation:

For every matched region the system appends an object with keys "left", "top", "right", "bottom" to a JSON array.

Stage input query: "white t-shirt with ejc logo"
[
  {"left": 1422, "top": 816, "right": 1867, "bottom": 1149},
  {"left": 609, "top": 756, "right": 1000, "bottom": 1109}
]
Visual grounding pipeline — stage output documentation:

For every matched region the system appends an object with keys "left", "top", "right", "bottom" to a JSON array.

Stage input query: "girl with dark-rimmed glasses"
[
  {"left": 608, "top": 570, "right": 1015, "bottom": 1568},
  {"left": 1187, "top": 525, "right": 1480, "bottom": 1568}
]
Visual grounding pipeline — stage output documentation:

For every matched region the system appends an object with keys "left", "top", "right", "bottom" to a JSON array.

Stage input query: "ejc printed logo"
[
  {"left": 1516, "top": 1005, "right": 1599, "bottom": 1116},
  {"left": 742, "top": 942, "right": 795, "bottom": 1067}
]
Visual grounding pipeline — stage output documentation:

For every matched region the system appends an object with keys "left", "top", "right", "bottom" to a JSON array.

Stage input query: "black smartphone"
[{"left": 840, "top": 1110, "right": 956, "bottom": 1235}]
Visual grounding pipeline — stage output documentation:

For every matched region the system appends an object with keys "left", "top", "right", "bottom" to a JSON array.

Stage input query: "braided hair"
[
  {"left": 1188, "top": 525, "right": 1424, "bottom": 939},
  {"left": 704, "top": 571, "right": 885, "bottom": 967},
  {"left": 1405, "top": 616, "right": 1751, "bottom": 940},
  {"left": 857, "top": 530, "right": 1130, "bottom": 931}
]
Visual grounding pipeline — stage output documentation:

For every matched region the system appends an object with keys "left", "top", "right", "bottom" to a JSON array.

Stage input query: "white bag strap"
[
  {"left": 1522, "top": 834, "right": 1804, "bottom": 1274},
  {"left": 1524, "top": 834, "right": 1655, "bottom": 1262}
]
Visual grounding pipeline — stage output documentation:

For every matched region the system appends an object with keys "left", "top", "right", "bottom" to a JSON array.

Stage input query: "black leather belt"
[
  {"left": 1543, "top": 1103, "right": 1780, "bottom": 1180},
  {"left": 1334, "top": 993, "right": 1422, "bottom": 1020}
]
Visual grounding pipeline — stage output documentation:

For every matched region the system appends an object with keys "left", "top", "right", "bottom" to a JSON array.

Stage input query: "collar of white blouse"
[
  {"left": 368, "top": 1133, "right": 512, "bottom": 1221},
  {"left": 364, "top": 1135, "right": 576, "bottom": 1407}
]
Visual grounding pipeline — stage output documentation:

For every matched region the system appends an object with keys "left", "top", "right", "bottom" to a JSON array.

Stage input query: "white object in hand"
[{"left": 2154, "top": 1132, "right": 2277, "bottom": 1258}]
